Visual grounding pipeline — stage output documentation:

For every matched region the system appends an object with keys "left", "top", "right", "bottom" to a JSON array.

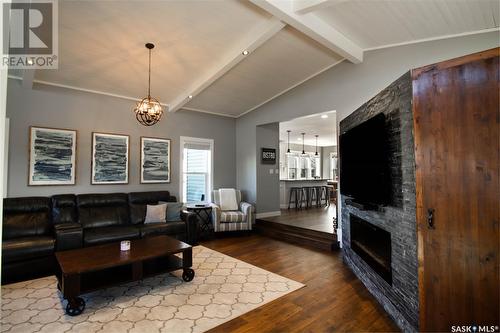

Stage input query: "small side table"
[{"left": 185, "top": 204, "right": 213, "bottom": 240}]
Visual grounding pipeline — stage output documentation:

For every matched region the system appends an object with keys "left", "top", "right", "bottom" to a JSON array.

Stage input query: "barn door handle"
[{"left": 427, "top": 208, "right": 435, "bottom": 229}]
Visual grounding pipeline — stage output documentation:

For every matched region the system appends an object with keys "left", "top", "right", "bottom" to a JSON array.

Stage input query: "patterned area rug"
[{"left": 1, "top": 246, "right": 304, "bottom": 333}]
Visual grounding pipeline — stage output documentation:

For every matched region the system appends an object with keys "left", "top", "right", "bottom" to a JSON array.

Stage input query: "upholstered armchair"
[{"left": 210, "top": 189, "right": 254, "bottom": 232}]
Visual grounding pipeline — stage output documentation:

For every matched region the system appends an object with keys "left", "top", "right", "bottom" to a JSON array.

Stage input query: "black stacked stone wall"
[{"left": 340, "top": 71, "right": 418, "bottom": 332}]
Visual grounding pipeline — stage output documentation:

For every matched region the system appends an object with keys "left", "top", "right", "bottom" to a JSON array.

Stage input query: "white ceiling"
[
  {"left": 315, "top": 0, "right": 499, "bottom": 50},
  {"left": 30, "top": 0, "right": 273, "bottom": 104},
  {"left": 9, "top": 0, "right": 499, "bottom": 118},
  {"left": 185, "top": 26, "right": 342, "bottom": 117},
  {"left": 280, "top": 111, "right": 337, "bottom": 147}
]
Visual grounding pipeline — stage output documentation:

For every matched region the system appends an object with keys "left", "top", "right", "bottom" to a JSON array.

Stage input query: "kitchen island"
[{"left": 280, "top": 179, "right": 329, "bottom": 208}]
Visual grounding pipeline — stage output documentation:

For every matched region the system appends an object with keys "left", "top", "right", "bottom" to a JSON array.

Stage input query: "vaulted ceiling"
[{"left": 9, "top": 0, "right": 499, "bottom": 118}]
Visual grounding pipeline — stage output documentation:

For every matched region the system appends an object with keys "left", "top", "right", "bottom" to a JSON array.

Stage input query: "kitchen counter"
[{"left": 279, "top": 179, "right": 329, "bottom": 208}]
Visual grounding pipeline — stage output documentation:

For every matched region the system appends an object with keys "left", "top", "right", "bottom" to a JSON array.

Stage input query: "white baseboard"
[{"left": 256, "top": 211, "right": 281, "bottom": 219}]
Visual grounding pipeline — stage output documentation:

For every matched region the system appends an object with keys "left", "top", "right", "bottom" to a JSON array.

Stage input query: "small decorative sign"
[{"left": 261, "top": 148, "right": 276, "bottom": 164}]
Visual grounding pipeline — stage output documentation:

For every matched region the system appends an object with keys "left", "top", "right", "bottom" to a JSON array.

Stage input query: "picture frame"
[
  {"left": 140, "top": 136, "right": 171, "bottom": 183},
  {"left": 28, "top": 126, "right": 77, "bottom": 186},
  {"left": 91, "top": 132, "right": 129, "bottom": 184},
  {"left": 261, "top": 148, "right": 277, "bottom": 164}
]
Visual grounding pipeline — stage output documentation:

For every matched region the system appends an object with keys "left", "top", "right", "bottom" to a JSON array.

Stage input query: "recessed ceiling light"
[
  {"left": 321, "top": 115, "right": 328, "bottom": 119},
  {"left": 297, "top": 137, "right": 302, "bottom": 141},
  {"left": 242, "top": 50, "right": 249, "bottom": 55},
  {"left": 188, "top": 95, "right": 193, "bottom": 99}
]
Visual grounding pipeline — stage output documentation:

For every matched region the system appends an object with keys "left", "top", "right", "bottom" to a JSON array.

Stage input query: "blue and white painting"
[
  {"left": 141, "top": 137, "right": 170, "bottom": 183},
  {"left": 29, "top": 127, "right": 77, "bottom": 185},
  {"left": 92, "top": 133, "right": 129, "bottom": 184}
]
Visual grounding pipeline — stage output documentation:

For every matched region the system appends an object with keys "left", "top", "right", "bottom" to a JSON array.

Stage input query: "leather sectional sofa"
[{"left": 2, "top": 191, "right": 197, "bottom": 284}]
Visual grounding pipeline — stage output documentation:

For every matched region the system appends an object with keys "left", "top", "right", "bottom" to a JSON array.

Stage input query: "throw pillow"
[
  {"left": 144, "top": 203, "right": 167, "bottom": 224},
  {"left": 160, "top": 201, "right": 184, "bottom": 222}
]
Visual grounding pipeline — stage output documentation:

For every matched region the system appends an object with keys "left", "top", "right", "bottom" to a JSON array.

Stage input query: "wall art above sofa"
[
  {"left": 91, "top": 132, "right": 129, "bottom": 184},
  {"left": 140, "top": 136, "right": 171, "bottom": 184},
  {"left": 29, "top": 126, "right": 77, "bottom": 186}
]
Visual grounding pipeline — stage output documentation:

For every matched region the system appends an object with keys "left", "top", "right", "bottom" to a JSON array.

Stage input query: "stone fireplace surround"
[{"left": 340, "top": 72, "right": 418, "bottom": 332}]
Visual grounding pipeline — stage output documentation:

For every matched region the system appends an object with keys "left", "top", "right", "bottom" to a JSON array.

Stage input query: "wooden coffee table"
[{"left": 55, "top": 235, "right": 194, "bottom": 316}]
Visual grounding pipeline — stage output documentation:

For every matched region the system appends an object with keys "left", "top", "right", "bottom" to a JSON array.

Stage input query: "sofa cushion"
[
  {"left": 3, "top": 197, "right": 51, "bottom": 239},
  {"left": 2, "top": 236, "right": 55, "bottom": 263},
  {"left": 138, "top": 221, "right": 186, "bottom": 238},
  {"left": 51, "top": 194, "right": 77, "bottom": 225},
  {"left": 128, "top": 191, "right": 174, "bottom": 224},
  {"left": 77, "top": 193, "right": 129, "bottom": 228},
  {"left": 220, "top": 211, "right": 246, "bottom": 223},
  {"left": 83, "top": 226, "right": 140, "bottom": 246},
  {"left": 144, "top": 204, "right": 167, "bottom": 224},
  {"left": 160, "top": 202, "right": 184, "bottom": 222}
]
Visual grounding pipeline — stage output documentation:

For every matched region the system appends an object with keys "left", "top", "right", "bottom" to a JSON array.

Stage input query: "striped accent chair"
[{"left": 210, "top": 190, "right": 254, "bottom": 232}]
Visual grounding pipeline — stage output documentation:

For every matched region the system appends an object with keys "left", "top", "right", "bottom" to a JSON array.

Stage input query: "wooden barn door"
[{"left": 412, "top": 48, "right": 499, "bottom": 332}]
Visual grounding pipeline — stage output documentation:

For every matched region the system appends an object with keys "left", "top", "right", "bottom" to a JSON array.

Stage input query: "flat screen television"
[{"left": 339, "top": 113, "right": 391, "bottom": 206}]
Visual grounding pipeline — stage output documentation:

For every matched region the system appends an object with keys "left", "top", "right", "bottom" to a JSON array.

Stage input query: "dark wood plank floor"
[
  {"left": 263, "top": 205, "right": 336, "bottom": 234},
  {"left": 201, "top": 234, "right": 399, "bottom": 332}
]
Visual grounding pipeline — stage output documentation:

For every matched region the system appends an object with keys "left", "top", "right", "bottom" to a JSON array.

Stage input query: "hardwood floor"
[
  {"left": 201, "top": 234, "right": 399, "bottom": 332},
  {"left": 262, "top": 205, "right": 336, "bottom": 234}
]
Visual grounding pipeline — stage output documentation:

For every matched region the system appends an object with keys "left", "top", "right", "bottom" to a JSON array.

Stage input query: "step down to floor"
[{"left": 255, "top": 219, "right": 339, "bottom": 251}]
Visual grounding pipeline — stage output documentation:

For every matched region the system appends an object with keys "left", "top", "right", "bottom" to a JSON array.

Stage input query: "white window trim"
[{"left": 179, "top": 136, "right": 214, "bottom": 203}]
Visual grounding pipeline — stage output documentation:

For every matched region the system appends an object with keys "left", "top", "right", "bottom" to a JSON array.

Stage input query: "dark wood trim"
[
  {"left": 412, "top": 48, "right": 499, "bottom": 331},
  {"left": 255, "top": 219, "right": 338, "bottom": 251},
  {"left": 411, "top": 47, "right": 499, "bottom": 79}
]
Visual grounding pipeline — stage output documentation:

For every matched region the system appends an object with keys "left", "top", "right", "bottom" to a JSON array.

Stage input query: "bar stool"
[
  {"left": 313, "top": 186, "right": 322, "bottom": 207},
  {"left": 288, "top": 187, "right": 301, "bottom": 210},
  {"left": 303, "top": 186, "right": 316, "bottom": 209},
  {"left": 327, "top": 185, "right": 336, "bottom": 205},
  {"left": 298, "top": 187, "right": 308, "bottom": 209},
  {"left": 324, "top": 186, "right": 331, "bottom": 206},
  {"left": 319, "top": 186, "right": 329, "bottom": 206},
  {"left": 309, "top": 186, "right": 318, "bottom": 208}
]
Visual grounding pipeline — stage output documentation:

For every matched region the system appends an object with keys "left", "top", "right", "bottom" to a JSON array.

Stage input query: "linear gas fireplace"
[{"left": 350, "top": 214, "right": 392, "bottom": 284}]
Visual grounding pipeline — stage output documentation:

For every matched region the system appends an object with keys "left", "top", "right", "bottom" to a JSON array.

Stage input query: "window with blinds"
[{"left": 181, "top": 139, "right": 213, "bottom": 203}]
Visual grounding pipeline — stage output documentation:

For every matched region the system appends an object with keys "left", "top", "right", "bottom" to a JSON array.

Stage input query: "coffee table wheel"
[
  {"left": 66, "top": 297, "right": 85, "bottom": 316},
  {"left": 182, "top": 268, "right": 195, "bottom": 282}
]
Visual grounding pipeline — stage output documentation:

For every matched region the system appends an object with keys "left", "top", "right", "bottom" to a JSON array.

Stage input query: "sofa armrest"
[
  {"left": 54, "top": 223, "right": 83, "bottom": 251},
  {"left": 240, "top": 201, "right": 254, "bottom": 226},
  {"left": 181, "top": 210, "right": 198, "bottom": 245},
  {"left": 209, "top": 203, "right": 221, "bottom": 221},
  {"left": 240, "top": 201, "right": 253, "bottom": 214},
  {"left": 208, "top": 203, "right": 222, "bottom": 232}
]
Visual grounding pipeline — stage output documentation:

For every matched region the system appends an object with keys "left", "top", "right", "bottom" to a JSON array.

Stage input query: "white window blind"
[{"left": 181, "top": 140, "right": 212, "bottom": 203}]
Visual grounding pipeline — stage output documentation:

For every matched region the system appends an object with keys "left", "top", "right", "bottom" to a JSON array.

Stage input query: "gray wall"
[
  {"left": 235, "top": 32, "right": 499, "bottom": 206},
  {"left": 6, "top": 81, "right": 236, "bottom": 198},
  {"left": 256, "top": 123, "right": 280, "bottom": 213}
]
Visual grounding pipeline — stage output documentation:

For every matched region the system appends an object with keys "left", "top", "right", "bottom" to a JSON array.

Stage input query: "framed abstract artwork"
[
  {"left": 140, "top": 136, "right": 171, "bottom": 183},
  {"left": 29, "top": 126, "right": 77, "bottom": 186},
  {"left": 91, "top": 132, "right": 129, "bottom": 184}
]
